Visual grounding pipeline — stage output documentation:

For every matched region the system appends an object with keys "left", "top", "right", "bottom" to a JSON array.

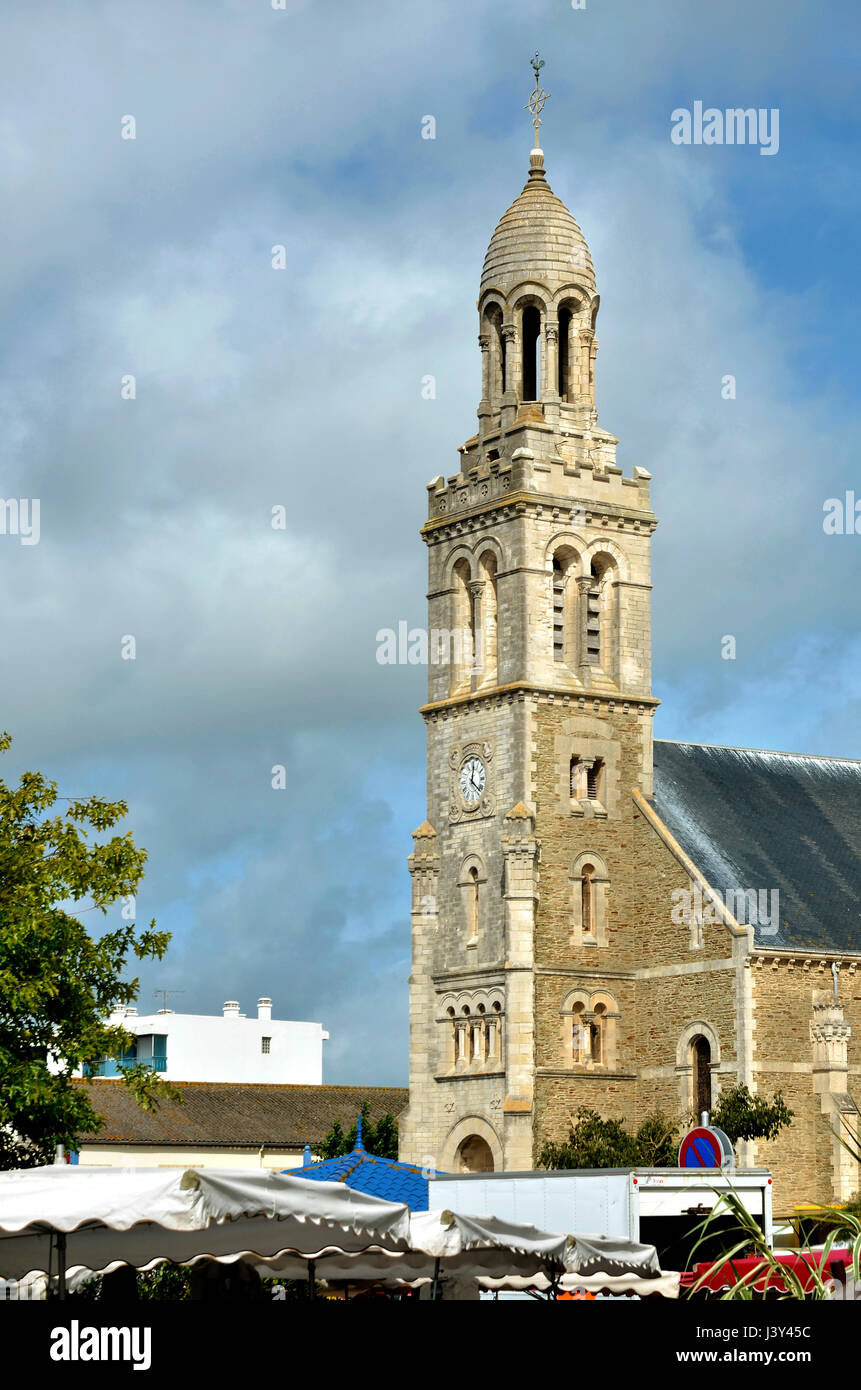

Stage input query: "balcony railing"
[{"left": 88, "top": 1054, "right": 167, "bottom": 1077}]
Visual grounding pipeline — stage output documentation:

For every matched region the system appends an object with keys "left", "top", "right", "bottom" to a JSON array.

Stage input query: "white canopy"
[
  {"left": 414, "top": 1209, "right": 570, "bottom": 1264},
  {"left": 0, "top": 1167, "right": 678, "bottom": 1299},
  {"left": 477, "top": 1233, "right": 681, "bottom": 1298},
  {"left": 477, "top": 1270, "right": 681, "bottom": 1298},
  {"left": 245, "top": 1208, "right": 572, "bottom": 1285},
  {"left": 0, "top": 1166, "right": 411, "bottom": 1281}
]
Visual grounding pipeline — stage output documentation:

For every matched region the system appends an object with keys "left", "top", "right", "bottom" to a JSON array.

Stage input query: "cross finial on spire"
[{"left": 524, "top": 52, "right": 549, "bottom": 150}]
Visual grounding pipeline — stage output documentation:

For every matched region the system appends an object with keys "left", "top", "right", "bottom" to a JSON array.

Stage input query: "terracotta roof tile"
[{"left": 75, "top": 1080, "right": 408, "bottom": 1149}]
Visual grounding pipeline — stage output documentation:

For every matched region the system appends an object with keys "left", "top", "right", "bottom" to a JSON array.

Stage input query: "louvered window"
[
  {"left": 553, "top": 558, "right": 565, "bottom": 662},
  {"left": 586, "top": 566, "right": 601, "bottom": 666},
  {"left": 587, "top": 759, "right": 603, "bottom": 800}
]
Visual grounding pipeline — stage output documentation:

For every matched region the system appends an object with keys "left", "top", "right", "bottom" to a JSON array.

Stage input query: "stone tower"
[{"left": 399, "top": 119, "right": 659, "bottom": 1173}]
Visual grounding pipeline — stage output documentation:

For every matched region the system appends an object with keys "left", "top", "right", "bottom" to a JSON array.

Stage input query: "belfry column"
[
  {"left": 478, "top": 333, "right": 492, "bottom": 440},
  {"left": 468, "top": 579, "right": 485, "bottom": 688},
  {"left": 543, "top": 318, "right": 560, "bottom": 429},
  {"left": 578, "top": 327, "right": 594, "bottom": 402},
  {"left": 543, "top": 320, "right": 559, "bottom": 400},
  {"left": 576, "top": 574, "right": 593, "bottom": 687},
  {"left": 500, "top": 324, "right": 519, "bottom": 426}
]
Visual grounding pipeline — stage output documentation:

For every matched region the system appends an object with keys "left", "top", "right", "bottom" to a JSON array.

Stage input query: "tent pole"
[
  {"left": 57, "top": 1233, "right": 67, "bottom": 1301},
  {"left": 431, "top": 1256, "right": 441, "bottom": 1302},
  {"left": 307, "top": 1258, "right": 316, "bottom": 1300}
]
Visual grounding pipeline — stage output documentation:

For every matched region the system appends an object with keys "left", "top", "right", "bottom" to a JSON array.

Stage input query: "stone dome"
[{"left": 480, "top": 152, "right": 596, "bottom": 301}]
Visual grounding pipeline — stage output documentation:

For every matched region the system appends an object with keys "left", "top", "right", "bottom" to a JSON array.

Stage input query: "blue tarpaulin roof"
[{"left": 286, "top": 1116, "right": 441, "bottom": 1210}]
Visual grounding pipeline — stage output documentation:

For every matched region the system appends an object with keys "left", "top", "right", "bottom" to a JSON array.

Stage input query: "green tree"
[
  {"left": 537, "top": 1107, "right": 679, "bottom": 1170},
  {"left": 0, "top": 732, "right": 176, "bottom": 1169},
  {"left": 635, "top": 1111, "right": 681, "bottom": 1166},
  {"left": 318, "top": 1100, "right": 399, "bottom": 1160},
  {"left": 710, "top": 1084, "right": 794, "bottom": 1145}
]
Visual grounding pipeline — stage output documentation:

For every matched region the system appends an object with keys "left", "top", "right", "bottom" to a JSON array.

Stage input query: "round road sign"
[{"left": 678, "top": 1126, "right": 732, "bottom": 1168}]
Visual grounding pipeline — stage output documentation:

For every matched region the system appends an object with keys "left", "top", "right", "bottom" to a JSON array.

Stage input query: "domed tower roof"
[{"left": 480, "top": 150, "right": 596, "bottom": 301}]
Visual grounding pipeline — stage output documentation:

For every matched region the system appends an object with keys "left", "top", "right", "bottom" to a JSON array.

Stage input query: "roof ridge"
[
  {"left": 655, "top": 738, "right": 861, "bottom": 766},
  {"left": 77, "top": 1079, "right": 408, "bottom": 1093}
]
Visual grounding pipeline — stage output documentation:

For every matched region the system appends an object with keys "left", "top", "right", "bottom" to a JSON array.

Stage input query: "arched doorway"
[
  {"left": 692, "top": 1035, "right": 712, "bottom": 1115},
  {"left": 456, "top": 1134, "right": 494, "bottom": 1173}
]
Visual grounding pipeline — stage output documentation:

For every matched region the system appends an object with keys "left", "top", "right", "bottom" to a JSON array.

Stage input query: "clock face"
[{"left": 460, "top": 756, "right": 486, "bottom": 805}]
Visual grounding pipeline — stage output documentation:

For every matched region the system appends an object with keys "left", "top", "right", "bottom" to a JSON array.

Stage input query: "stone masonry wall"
[{"left": 750, "top": 961, "right": 861, "bottom": 1210}]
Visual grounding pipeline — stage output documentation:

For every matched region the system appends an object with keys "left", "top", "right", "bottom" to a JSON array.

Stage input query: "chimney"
[
  {"left": 258, "top": 997, "right": 272, "bottom": 1022},
  {"left": 223, "top": 1000, "right": 241, "bottom": 1018}
]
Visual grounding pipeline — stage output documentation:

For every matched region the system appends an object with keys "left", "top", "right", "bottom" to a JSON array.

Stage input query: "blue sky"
[{"left": 1, "top": 0, "right": 859, "bottom": 1083}]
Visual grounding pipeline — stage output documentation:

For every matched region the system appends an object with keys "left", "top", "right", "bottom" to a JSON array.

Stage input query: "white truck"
[{"left": 428, "top": 1167, "right": 774, "bottom": 1268}]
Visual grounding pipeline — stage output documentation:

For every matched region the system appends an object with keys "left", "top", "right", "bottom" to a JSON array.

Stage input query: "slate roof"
[
  {"left": 75, "top": 1081, "right": 408, "bottom": 1149},
  {"left": 291, "top": 1121, "right": 437, "bottom": 1210},
  {"left": 651, "top": 740, "right": 861, "bottom": 953}
]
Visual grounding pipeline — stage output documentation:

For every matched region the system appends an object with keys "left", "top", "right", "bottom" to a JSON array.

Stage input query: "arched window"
[
  {"left": 585, "top": 562, "right": 602, "bottom": 667},
  {"left": 677, "top": 1023, "right": 721, "bottom": 1116},
  {"left": 478, "top": 550, "right": 498, "bottom": 686},
  {"left": 521, "top": 305, "right": 541, "bottom": 401},
  {"left": 456, "top": 1135, "right": 494, "bottom": 1173},
  {"left": 564, "top": 991, "right": 618, "bottom": 1069},
  {"left": 692, "top": 1035, "right": 712, "bottom": 1115},
  {"left": 551, "top": 546, "right": 578, "bottom": 666},
  {"left": 461, "top": 1006, "right": 472, "bottom": 1063},
  {"left": 450, "top": 558, "right": 473, "bottom": 694},
  {"left": 570, "top": 852, "right": 609, "bottom": 946},
  {"left": 458, "top": 855, "right": 486, "bottom": 952},
  {"left": 499, "top": 322, "right": 508, "bottom": 396},
  {"left": 591, "top": 1003, "right": 606, "bottom": 1064},
  {"left": 476, "top": 1003, "right": 488, "bottom": 1062},
  {"left": 572, "top": 1003, "right": 589, "bottom": 1063},
  {"left": 558, "top": 305, "right": 572, "bottom": 399},
  {"left": 490, "top": 1000, "right": 502, "bottom": 1064},
  {"left": 553, "top": 557, "right": 566, "bottom": 662},
  {"left": 483, "top": 304, "right": 504, "bottom": 406},
  {"left": 581, "top": 863, "right": 595, "bottom": 937},
  {"left": 467, "top": 867, "right": 479, "bottom": 946}
]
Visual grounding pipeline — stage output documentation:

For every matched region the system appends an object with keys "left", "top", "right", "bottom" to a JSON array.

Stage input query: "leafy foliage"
[
  {"left": 537, "top": 1107, "right": 679, "bottom": 1170},
  {"left": 137, "top": 1265, "right": 191, "bottom": 1301},
  {"left": 710, "top": 1084, "right": 794, "bottom": 1144},
  {"left": 689, "top": 1188, "right": 861, "bottom": 1300},
  {"left": 319, "top": 1100, "right": 399, "bottom": 1160},
  {"left": 635, "top": 1111, "right": 682, "bottom": 1166},
  {"left": 0, "top": 732, "right": 177, "bottom": 1169}
]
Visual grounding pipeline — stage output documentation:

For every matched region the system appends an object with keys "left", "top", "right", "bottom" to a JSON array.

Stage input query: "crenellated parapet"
[{"left": 424, "top": 446, "right": 655, "bottom": 530}]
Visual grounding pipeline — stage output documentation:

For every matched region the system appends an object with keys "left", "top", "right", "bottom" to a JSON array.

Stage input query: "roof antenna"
[{"left": 153, "top": 988, "right": 184, "bottom": 1013}]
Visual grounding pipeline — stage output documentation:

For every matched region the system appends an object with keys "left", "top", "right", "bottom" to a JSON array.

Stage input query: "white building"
[{"left": 94, "top": 997, "right": 329, "bottom": 1085}]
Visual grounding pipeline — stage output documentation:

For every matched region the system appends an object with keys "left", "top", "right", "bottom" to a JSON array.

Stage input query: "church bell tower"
[{"left": 399, "top": 62, "right": 659, "bottom": 1173}]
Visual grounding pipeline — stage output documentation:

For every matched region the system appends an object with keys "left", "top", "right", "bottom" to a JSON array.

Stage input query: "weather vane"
[{"left": 525, "top": 52, "right": 549, "bottom": 148}]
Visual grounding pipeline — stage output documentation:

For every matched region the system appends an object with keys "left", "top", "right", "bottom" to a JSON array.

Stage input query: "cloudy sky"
[{"left": 1, "top": 0, "right": 859, "bottom": 1084}]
